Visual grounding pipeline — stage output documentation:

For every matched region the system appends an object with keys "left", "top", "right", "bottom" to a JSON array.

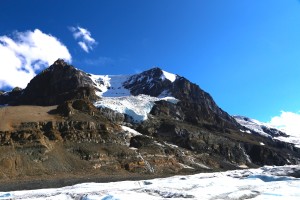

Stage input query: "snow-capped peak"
[
  {"left": 89, "top": 68, "right": 177, "bottom": 98},
  {"left": 234, "top": 115, "right": 300, "bottom": 148},
  {"left": 88, "top": 68, "right": 180, "bottom": 123}
]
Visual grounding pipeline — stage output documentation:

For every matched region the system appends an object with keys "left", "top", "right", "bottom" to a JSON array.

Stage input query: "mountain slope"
[{"left": 234, "top": 115, "right": 300, "bottom": 148}]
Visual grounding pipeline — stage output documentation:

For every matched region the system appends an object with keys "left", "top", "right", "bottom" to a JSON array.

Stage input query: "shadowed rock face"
[
  {"left": 124, "top": 67, "right": 174, "bottom": 97},
  {"left": 1, "top": 59, "right": 99, "bottom": 106},
  {"left": 170, "top": 77, "right": 237, "bottom": 128},
  {"left": 135, "top": 110, "right": 300, "bottom": 167}
]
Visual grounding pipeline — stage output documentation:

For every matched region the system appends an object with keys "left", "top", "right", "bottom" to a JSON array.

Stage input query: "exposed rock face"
[
  {"left": 0, "top": 101, "right": 214, "bottom": 179},
  {"left": 0, "top": 59, "right": 99, "bottom": 106},
  {"left": 170, "top": 77, "right": 237, "bottom": 128},
  {"left": 135, "top": 111, "right": 300, "bottom": 167},
  {"left": 124, "top": 67, "right": 174, "bottom": 97}
]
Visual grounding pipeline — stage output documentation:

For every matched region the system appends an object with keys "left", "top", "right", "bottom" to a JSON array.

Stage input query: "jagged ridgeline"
[{"left": 0, "top": 59, "right": 299, "bottom": 181}]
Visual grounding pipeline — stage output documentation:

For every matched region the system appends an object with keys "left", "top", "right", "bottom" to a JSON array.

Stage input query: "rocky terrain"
[{"left": 0, "top": 59, "right": 299, "bottom": 186}]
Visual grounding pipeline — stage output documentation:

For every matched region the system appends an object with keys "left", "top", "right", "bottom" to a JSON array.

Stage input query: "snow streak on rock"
[{"left": 161, "top": 70, "right": 177, "bottom": 82}]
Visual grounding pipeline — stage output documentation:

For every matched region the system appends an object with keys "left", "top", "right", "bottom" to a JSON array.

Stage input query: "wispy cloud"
[
  {"left": 268, "top": 111, "right": 300, "bottom": 137},
  {"left": 0, "top": 29, "right": 71, "bottom": 89},
  {"left": 69, "top": 26, "right": 97, "bottom": 53}
]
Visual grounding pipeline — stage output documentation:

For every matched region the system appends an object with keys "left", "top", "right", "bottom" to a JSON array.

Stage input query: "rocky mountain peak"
[
  {"left": 41, "top": 58, "right": 78, "bottom": 75},
  {"left": 6, "top": 59, "right": 98, "bottom": 106},
  {"left": 121, "top": 67, "right": 237, "bottom": 128},
  {"left": 123, "top": 67, "right": 176, "bottom": 97},
  {"left": 53, "top": 58, "right": 68, "bottom": 67},
  {"left": 142, "top": 67, "right": 164, "bottom": 75}
]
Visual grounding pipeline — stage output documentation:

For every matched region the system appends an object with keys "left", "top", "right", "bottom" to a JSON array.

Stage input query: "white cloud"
[
  {"left": 70, "top": 26, "right": 97, "bottom": 53},
  {"left": 0, "top": 29, "right": 71, "bottom": 89},
  {"left": 78, "top": 41, "right": 89, "bottom": 53},
  {"left": 268, "top": 111, "right": 300, "bottom": 137}
]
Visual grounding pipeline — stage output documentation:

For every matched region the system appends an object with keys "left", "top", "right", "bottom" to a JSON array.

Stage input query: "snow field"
[
  {"left": 1, "top": 165, "right": 300, "bottom": 200},
  {"left": 94, "top": 94, "right": 179, "bottom": 123},
  {"left": 89, "top": 74, "right": 131, "bottom": 97}
]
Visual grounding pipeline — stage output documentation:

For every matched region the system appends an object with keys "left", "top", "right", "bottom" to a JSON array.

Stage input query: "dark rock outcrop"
[
  {"left": 124, "top": 67, "right": 174, "bottom": 97},
  {"left": 136, "top": 96, "right": 300, "bottom": 167},
  {"left": 1, "top": 59, "right": 99, "bottom": 106}
]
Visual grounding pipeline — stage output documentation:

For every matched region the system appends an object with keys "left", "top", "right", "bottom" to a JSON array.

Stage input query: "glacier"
[{"left": 90, "top": 72, "right": 179, "bottom": 122}]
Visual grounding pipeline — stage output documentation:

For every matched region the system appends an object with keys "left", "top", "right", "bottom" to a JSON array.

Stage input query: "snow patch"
[
  {"left": 121, "top": 126, "right": 142, "bottom": 136},
  {"left": 178, "top": 163, "right": 195, "bottom": 169},
  {"left": 160, "top": 96, "right": 180, "bottom": 104},
  {"left": 94, "top": 95, "right": 155, "bottom": 122},
  {"left": 0, "top": 193, "right": 13, "bottom": 199},
  {"left": 161, "top": 70, "right": 177, "bottom": 82}
]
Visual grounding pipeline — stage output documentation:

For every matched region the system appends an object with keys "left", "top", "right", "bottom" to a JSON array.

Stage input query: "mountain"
[
  {"left": 234, "top": 115, "right": 300, "bottom": 148},
  {"left": 0, "top": 59, "right": 299, "bottom": 183}
]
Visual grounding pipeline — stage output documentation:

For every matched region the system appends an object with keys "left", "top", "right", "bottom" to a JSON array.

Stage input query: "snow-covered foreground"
[{"left": 1, "top": 165, "right": 300, "bottom": 200}]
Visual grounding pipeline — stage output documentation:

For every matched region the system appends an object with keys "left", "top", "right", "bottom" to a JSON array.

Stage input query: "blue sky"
[{"left": 1, "top": 0, "right": 300, "bottom": 127}]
